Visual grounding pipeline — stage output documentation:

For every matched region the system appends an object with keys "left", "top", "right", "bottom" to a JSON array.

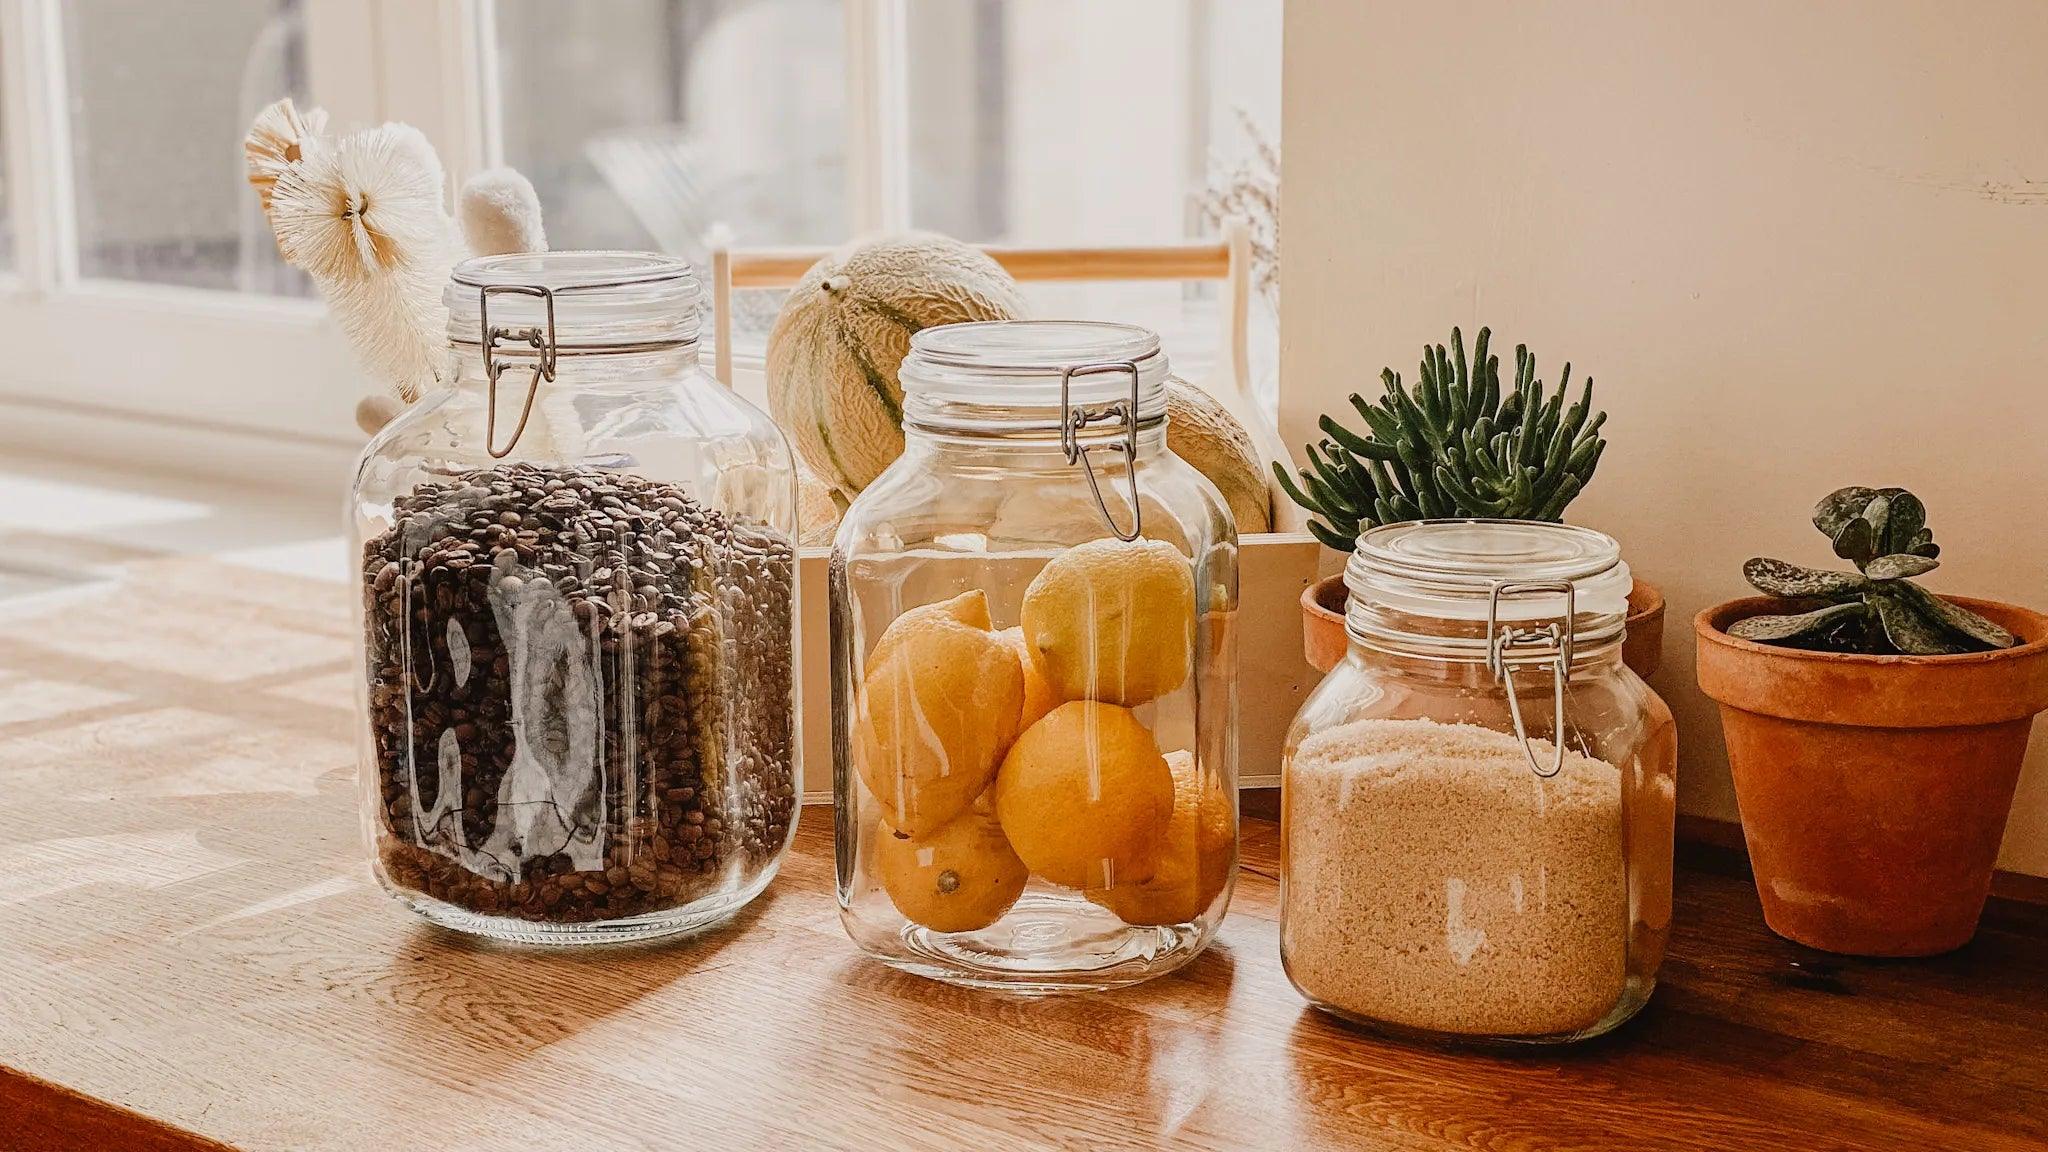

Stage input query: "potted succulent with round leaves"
[
  {"left": 1696, "top": 486, "right": 2048, "bottom": 956},
  {"left": 1276, "top": 326, "right": 1665, "bottom": 677}
]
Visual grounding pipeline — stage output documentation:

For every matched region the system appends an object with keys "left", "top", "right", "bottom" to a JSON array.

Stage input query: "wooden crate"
[{"left": 794, "top": 532, "right": 1327, "bottom": 800}]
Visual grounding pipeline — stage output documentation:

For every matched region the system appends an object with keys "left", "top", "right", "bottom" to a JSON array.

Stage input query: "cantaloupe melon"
[
  {"left": 1166, "top": 377, "right": 1273, "bottom": 532},
  {"left": 795, "top": 462, "right": 845, "bottom": 547},
  {"left": 766, "top": 233, "right": 1024, "bottom": 497}
]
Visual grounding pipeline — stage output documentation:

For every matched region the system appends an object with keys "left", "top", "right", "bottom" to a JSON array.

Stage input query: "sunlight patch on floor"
[
  {"left": 0, "top": 471, "right": 214, "bottom": 533},
  {"left": 0, "top": 462, "right": 344, "bottom": 596}
]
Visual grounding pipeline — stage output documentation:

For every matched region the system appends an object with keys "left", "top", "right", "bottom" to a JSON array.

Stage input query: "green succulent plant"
[
  {"left": 1731, "top": 486, "right": 2016, "bottom": 655},
  {"left": 1273, "top": 326, "right": 1607, "bottom": 550}
]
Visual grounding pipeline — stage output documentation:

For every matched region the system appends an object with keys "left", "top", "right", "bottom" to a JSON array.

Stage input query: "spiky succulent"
[
  {"left": 1274, "top": 326, "right": 1606, "bottom": 550},
  {"left": 1732, "top": 487, "right": 2016, "bottom": 655}
]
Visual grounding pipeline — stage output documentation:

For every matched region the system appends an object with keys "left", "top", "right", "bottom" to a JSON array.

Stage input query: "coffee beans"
[{"left": 361, "top": 463, "right": 796, "bottom": 925}]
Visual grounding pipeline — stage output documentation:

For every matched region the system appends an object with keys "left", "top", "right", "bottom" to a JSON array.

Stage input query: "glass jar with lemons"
[{"left": 830, "top": 321, "right": 1240, "bottom": 991}]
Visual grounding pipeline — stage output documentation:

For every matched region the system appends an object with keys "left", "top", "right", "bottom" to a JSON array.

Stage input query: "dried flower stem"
[{"left": 1197, "top": 108, "right": 1281, "bottom": 311}]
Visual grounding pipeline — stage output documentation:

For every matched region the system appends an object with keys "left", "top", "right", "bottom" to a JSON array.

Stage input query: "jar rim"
[
  {"left": 900, "top": 320, "right": 1170, "bottom": 433},
  {"left": 445, "top": 250, "right": 701, "bottom": 350},
  {"left": 1344, "top": 519, "right": 1633, "bottom": 661}
]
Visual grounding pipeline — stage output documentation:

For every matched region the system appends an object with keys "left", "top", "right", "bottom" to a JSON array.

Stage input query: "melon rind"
[{"left": 766, "top": 233, "right": 1025, "bottom": 497}]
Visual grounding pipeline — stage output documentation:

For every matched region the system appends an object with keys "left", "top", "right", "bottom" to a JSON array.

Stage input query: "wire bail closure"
[
  {"left": 1058, "top": 360, "right": 1143, "bottom": 541},
  {"left": 479, "top": 283, "right": 559, "bottom": 458},
  {"left": 1485, "top": 579, "right": 1577, "bottom": 779}
]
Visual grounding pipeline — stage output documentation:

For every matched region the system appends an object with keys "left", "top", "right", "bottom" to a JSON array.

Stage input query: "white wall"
[{"left": 1280, "top": 0, "right": 2048, "bottom": 875}]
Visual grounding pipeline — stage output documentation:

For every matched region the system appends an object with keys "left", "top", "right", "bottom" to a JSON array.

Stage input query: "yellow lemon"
[
  {"left": 994, "top": 701, "right": 1174, "bottom": 890},
  {"left": 1021, "top": 538, "right": 1194, "bottom": 706},
  {"left": 874, "top": 798, "right": 1029, "bottom": 933},
  {"left": 1089, "top": 750, "right": 1235, "bottom": 926},
  {"left": 855, "top": 590, "right": 1024, "bottom": 838},
  {"left": 998, "top": 626, "right": 1060, "bottom": 731}
]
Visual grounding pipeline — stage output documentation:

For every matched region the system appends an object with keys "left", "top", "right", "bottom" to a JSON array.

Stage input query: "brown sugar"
[{"left": 1283, "top": 718, "right": 1627, "bottom": 1037}]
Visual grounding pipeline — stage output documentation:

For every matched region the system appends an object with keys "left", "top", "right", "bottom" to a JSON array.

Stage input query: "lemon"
[
  {"left": 998, "top": 626, "right": 1060, "bottom": 731},
  {"left": 874, "top": 797, "right": 1029, "bottom": 933},
  {"left": 855, "top": 590, "right": 1024, "bottom": 837},
  {"left": 1089, "top": 750, "right": 1234, "bottom": 926},
  {"left": 994, "top": 701, "right": 1174, "bottom": 890},
  {"left": 1021, "top": 538, "right": 1194, "bottom": 706}
]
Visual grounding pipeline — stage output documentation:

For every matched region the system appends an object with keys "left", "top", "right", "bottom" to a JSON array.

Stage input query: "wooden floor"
[{"left": 2, "top": 539, "right": 2046, "bottom": 1151}]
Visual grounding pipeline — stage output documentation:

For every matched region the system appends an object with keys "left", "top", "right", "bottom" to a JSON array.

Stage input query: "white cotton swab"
[
  {"left": 243, "top": 97, "right": 327, "bottom": 216},
  {"left": 458, "top": 167, "right": 549, "bottom": 257},
  {"left": 265, "top": 122, "right": 460, "bottom": 409},
  {"left": 245, "top": 100, "right": 552, "bottom": 435}
]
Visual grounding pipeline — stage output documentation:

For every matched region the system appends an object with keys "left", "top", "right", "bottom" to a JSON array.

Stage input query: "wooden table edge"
[{"left": 2, "top": 1065, "right": 238, "bottom": 1152}]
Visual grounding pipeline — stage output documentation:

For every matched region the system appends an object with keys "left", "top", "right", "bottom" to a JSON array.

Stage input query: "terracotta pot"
[
  {"left": 1300, "top": 574, "right": 1350, "bottom": 675},
  {"left": 1696, "top": 596, "right": 2048, "bottom": 956},
  {"left": 1621, "top": 580, "right": 1665, "bottom": 679},
  {"left": 1300, "top": 572, "right": 1668, "bottom": 681}
]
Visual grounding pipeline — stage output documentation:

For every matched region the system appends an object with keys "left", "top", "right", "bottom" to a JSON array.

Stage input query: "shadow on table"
[
  {"left": 807, "top": 938, "right": 1244, "bottom": 1132},
  {"left": 374, "top": 889, "right": 777, "bottom": 1073}
]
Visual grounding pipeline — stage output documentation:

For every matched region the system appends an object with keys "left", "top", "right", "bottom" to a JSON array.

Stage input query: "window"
[
  {"left": 495, "top": 0, "right": 849, "bottom": 253},
  {"left": 490, "top": 0, "right": 1280, "bottom": 376},
  {"left": 0, "top": 26, "right": 11, "bottom": 272},
  {"left": 0, "top": 0, "right": 1278, "bottom": 460},
  {"left": 64, "top": 0, "right": 310, "bottom": 294},
  {"left": 0, "top": 0, "right": 363, "bottom": 445},
  {"left": 493, "top": 0, "right": 852, "bottom": 360}
]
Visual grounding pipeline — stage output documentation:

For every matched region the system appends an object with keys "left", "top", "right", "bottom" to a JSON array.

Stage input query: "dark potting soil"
[{"left": 360, "top": 462, "right": 797, "bottom": 924}]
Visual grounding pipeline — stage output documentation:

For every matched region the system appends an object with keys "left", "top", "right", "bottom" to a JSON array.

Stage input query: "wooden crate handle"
[
  {"left": 711, "top": 245, "right": 735, "bottom": 390},
  {"left": 724, "top": 239, "right": 1231, "bottom": 291},
  {"left": 708, "top": 229, "right": 1246, "bottom": 389}
]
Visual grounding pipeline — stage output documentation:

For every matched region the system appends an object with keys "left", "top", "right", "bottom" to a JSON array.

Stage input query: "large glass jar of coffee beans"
[
  {"left": 349, "top": 251, "right": 799, "bottom": 945},
  {"left": 832, "top": 320, "right": 1239, "bottom": 991}
]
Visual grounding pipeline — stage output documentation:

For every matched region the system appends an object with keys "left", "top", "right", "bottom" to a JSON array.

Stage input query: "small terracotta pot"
[
  {"left": 1300, "top": 574, "right": 1351, "bottom": 675},
  {"left": 1696, "top": 596, "right": 2048, "bottom": 956},
  {"left": 1621, "top": 580, "right": 1665, "bottom": 680},
  {"left": 1300, "top": 572, "right": 1667, "bottom": 681}
]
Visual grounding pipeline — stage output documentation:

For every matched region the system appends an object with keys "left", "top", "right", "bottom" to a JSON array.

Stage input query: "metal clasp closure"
[
  {"left": 1485, "top": 579, "right": 1577, "bottom": 779},
  {"left": 479, "top": 283, "right": 559, "bottom": 458},
  {"left": 1058, "top": 360, "right": 1142, "bottom": 541}
]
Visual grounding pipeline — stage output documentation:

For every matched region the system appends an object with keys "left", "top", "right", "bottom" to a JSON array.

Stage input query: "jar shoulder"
[
  {"left": 835, "top": 442, "right": 1233, "bottom": 560},
  {"left": 352, "top": 368, "right": 796, "bottom": 530}
]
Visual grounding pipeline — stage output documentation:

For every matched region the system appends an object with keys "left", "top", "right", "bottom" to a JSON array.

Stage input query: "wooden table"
[{"left": 2, "top": 541, "right": 2045, "bottom": 1151}]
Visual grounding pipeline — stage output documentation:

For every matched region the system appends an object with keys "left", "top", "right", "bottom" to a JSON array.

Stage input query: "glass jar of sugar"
[{"left": 1279, "top": 520, "right": 1675, "bottom": 1043}]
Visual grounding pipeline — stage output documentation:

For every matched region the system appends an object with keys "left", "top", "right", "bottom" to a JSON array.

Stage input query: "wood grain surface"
[{"left": 1, "top": 540, "right": 2044, "bottom": 1151}]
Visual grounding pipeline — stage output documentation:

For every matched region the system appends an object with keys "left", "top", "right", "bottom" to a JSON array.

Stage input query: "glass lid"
[
  {"left": 1346, "top": 519, "right": 1632, "bottom": 626},
  {"left": 446, "top": 250, "right": 701, "bottom": 349},
  {"left": 898, "top": 320, "right": 1170, "bottom": 428}
]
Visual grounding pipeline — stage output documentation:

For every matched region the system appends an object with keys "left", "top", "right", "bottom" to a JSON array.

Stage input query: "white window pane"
[
  {"left": 1196, "top": 0, "right": 1282, "bottom": 415},
  {"left": 495, "top": 0, "right": 848, "bottom": 254},
  {"left": 905, "top": 0, "right": 1201, "bottom": 369},
  {"left": 63, "top": 0, "right": 310, "bottom": 294},
  {"left": 1201, "top": 0, "right": 1282, "bottom": 173},
  {"left": 907, "top": 0, "right": 1198, "bottom": 245},
  {"left": 0, "top": 30, "right": 12, "bottom": 272},
  {"left": 906, "top": 0, "right": 1280, "bottom": 383},
  {"left": 907, "top": 0, "right": 1279, "bottom": 243}
]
